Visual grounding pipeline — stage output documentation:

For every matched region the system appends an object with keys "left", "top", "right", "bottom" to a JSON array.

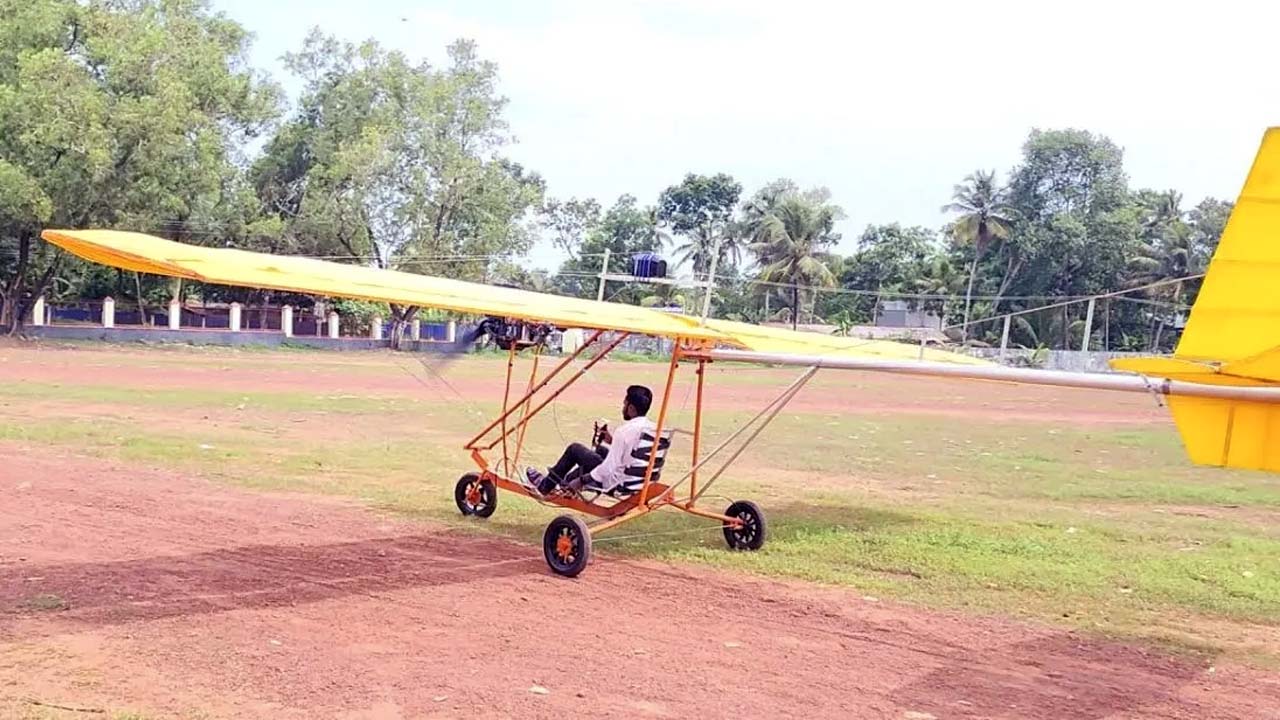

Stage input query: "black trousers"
[{"left": 540, "top": 442, "right": 607, "bottom": 493}]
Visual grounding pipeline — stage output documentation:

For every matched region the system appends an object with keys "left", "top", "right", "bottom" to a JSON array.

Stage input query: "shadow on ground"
[{"left": 1, "top": 532, "right": 540, "bottom": 630}]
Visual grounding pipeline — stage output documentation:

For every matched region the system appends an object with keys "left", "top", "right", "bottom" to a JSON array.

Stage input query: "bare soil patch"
[{"left": 2, "top": 448, "right": 1275, "bottom": 719}]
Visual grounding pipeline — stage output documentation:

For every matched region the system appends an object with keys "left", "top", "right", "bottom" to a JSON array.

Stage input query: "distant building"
[{"left": 875, "top": 300, "right": 943, "bottom": 331}]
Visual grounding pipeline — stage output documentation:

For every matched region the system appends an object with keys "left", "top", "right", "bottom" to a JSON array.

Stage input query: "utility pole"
[
  {"left": 1081, "top": 297, "right": 1096, "bottom": 352},
  {"left": 596, "top": 248, "right": 610, "bottom": 302},
  {"left": 699, "top": 237, "right": 723, "bottom": 326}
]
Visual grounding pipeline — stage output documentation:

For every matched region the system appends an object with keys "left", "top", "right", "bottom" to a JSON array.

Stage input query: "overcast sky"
[{"left": 216, "top": 0, "right": 1280, "bottom": 270}]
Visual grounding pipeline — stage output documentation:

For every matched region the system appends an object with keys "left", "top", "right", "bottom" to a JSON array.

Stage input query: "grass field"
[{"left": 3, "top": 339, "right": 1278, "bottom": 666}]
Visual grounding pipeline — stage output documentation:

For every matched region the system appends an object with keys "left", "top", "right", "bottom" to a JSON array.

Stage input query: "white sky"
[{"left": 216, "top": 0, "right": 1280, "bottom": 270}]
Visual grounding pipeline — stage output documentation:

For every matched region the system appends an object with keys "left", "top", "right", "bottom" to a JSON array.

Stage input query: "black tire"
[
  {"left": 543, "top": 515, "right": 592, "bottom": 578},
  {"left": 455, "top": 473, "right": 497, "bottom": 518},
  {"left": 722, "top": 500, "right": 766, "bottom": 551}
]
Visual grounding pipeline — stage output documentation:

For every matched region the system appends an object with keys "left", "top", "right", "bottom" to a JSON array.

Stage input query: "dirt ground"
[{"left": 3, "top": 448, "right": 1278, "bottom": 720}]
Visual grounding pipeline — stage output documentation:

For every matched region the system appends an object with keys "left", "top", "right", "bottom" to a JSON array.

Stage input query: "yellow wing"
[
  {"left": 41, "top": 229, "right": 725, "bottom": 341},
  {"left": 704, "top": 318, "right": 989, "bottom": 365},
  {"left": 40, "top": 228, "right": 985, "bottom": 366},
  {"left": 1110, "top": 127, "right": 1280, "bottom": 471}
]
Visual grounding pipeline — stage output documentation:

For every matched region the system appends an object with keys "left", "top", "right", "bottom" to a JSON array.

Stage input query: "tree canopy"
[{"left": 0, "top": 3, "right": 1233, "bottom": 354}]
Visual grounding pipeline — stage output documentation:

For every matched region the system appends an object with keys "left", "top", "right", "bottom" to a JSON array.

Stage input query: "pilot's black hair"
[{"left": 625, "top": 385, "right": 653, "bottom": 416}]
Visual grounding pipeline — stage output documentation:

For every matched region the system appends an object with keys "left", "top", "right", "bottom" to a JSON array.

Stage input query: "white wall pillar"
[
  {"left": 410, "top": 318, "right": 421, "bottom": 341},
  {"left": 102, "top": 297, "right": 115, "bottom": 328},
  {"left": 281, "top": 305, "right": 294, "bottom": 337},
  {"left": 228, "top": 302, "right": 242, "bottom": 332},
  {"left": 446, "top": 320, "right": 457, "bottom": 343},
  {"left": 371, "top": 315, "right": 383, "bottom": 340},
  {"left": 1080, "top": 297, "right": 1096, "bottom": 352},
  {"left": 168, "top": 299, "right": 180, "bottom": 330},
  {"left": 327, "top": 311, "right": 339, "bottom": 339},
  {"left": 31, "top": 296, "right": 45, "bottom": 326},
  {"left": 999, "top": 315, "right": 1011, "bottom": 362}
]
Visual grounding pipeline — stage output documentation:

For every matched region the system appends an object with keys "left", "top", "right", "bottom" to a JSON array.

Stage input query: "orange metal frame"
[{"left": 465, "top": 334, "right": 741, "bottom": 536}]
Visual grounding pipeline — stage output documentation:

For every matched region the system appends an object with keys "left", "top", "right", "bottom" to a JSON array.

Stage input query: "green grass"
[
  {"left": 3, "top": 346, "right": 1279, "bottom": 662},
  {"left": 0, "top": 381, "right": 428, "bottom": 415}
]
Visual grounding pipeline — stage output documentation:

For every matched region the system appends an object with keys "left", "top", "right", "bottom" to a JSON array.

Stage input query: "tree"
[
  {"left": 253, "top": 32, "right": 544, "bottom": 346},
  {"left": 749, "top": 194, "right": 841, "bottom": 329},
  {"left": 553, "top": 194, "right": 666, "bottom": 302},
  {"left": 991, "top": 129, "right": 1139, "bottom": 348},
  {"left": 942, "top": 170, "right": 1014, "bottom": 340},
  {"left": 1186, "top": 197, "right": 1232, "bottom": 296},
  {"left": 909, "top": 253, "right": 962, "bottom": 321},
  {"left": 540, "top": 197, "right": 601, "bottom": 259},
  {"left": 0, "top": 0, "right": 280, "bottom": 332},
  {"left": 1127, "top": 190, "right": 1195, "bottom": 350},
  {"left": 838, "top": 224, "right": 940, "bottom": 322},
  {"left": 656, "top": 173, "right": 742, "bottom": 275}
]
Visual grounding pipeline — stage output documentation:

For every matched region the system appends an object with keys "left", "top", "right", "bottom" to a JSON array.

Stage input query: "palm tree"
[
  {"left": 1128, "top": 220, "right": 1194, "bottom": 351},
  {"left": 673, "top": 223, "right": 744, "bottom": 278},
  {"left": 942, "top": 170, "right": 1014, "bottom": 340},
  {"left": 1140, "top": 190, "right": 1183, "bottom": 241},
  {"left": 750, "top": 195, "right": 839, "bottom": 329},
  {"left": 910, "top": 254, "right": 961, "bottom": 324}
]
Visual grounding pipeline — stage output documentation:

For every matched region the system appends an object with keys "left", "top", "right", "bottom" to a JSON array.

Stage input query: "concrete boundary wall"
[
  {"left": 964, "top": 348, "right": 1149, "bottom": 373},
  {"left": 20, "top": 325, "right": 461, "bottom": 353},
  {"left": 12, "top": 325, "right": 1158, "bottom": 374}
]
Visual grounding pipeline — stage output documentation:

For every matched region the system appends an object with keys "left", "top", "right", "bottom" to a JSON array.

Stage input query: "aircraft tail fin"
[{"left": 1173, "top": 127, "right": 1280, "bottom": 364}]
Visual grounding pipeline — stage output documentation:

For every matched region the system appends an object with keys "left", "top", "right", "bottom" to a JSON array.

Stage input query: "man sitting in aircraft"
[{"left": 525, "top": 385, "right": 655, "bottom": 497}]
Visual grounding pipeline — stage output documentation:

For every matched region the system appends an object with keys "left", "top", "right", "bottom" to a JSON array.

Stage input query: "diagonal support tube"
[
  {"left": 660, "top": 366, "right": 818, "bottom": 503},
  {"left": 688, "top": 366, "right": 817, "bottom": 504}
]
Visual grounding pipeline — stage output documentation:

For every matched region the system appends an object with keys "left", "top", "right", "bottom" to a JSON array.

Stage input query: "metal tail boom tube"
[{"left": 704, "top": 349, "right": 1280, "bottom": 404}]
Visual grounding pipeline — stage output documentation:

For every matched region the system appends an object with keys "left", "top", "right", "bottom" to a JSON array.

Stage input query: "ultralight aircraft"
[{"left": 38, "top": 128, "right": 1280, "bottom": 576}]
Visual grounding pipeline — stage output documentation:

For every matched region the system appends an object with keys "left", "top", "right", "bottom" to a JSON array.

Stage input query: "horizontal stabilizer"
[
  {"left": 1221, "top": 345, "right": 1280, "bottom": 383},
  {"left": 1108, "top": 357, "right": 1217, "bottom": 377}
]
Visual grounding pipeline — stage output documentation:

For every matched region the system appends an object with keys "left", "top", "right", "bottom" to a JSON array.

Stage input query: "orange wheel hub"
[{"left": 555, "top": 533, "right": 574, "bottom": 560}]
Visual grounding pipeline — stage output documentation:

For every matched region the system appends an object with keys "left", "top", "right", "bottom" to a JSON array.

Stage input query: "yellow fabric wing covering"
[
  {"left": 39, "top": 228, "right": 985, "bottom": 366},
  {"left": 41, "top": 229, "right": 724, "bottom": 341},
  {"left": 1108, "top": 127, "right": 1280, "bottom": 472},
  {"left": 704, "top": 318, "right": 990, "bottom": 365}
]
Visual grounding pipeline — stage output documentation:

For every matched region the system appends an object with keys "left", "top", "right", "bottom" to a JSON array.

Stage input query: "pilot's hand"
[{"left": 600, "top": 426, "right": 613, "bottom": 444}]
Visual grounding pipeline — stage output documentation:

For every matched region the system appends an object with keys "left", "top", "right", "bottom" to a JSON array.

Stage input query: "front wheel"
[
  {"left": 722, "top": 500, "right": 766, "bottom": 551},
  {"left": 455, "top": 473, "right": 497, "bottom": 518},
  {"left": 543, "top": 515, "right": 592, "bottom": 577}
]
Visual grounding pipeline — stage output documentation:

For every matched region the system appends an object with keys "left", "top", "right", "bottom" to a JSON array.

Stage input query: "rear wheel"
[
  {"left": 543, "top": 515, "right": 592, "bottom": 577},
  {"left": 722, "top": 500, "right": 766, "bottom": 551},
  {"left": 455, "top": 473, "right": 497, "bottom": 518}
]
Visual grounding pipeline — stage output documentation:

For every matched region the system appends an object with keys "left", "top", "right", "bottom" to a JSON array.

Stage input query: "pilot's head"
[{"left": 623, "top": 385, "right": 653, "bottom": 421}]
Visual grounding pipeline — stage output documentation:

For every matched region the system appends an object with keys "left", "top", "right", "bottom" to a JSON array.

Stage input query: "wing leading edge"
[
  {"left": 39, "top": 228, "right": 985, "bottom": 365},
  {"left": 41, "top": 229, "right": 726, "bottom": 341}
]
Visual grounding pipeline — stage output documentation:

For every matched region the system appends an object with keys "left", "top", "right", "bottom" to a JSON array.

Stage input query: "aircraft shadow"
[{"left": 1, "top": 532, "right": 540, "bottom": 632}]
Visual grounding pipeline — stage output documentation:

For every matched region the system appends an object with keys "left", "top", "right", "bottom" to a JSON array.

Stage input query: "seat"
[{"left": 582, "top": 429, "right": 674, "bottom": 499}]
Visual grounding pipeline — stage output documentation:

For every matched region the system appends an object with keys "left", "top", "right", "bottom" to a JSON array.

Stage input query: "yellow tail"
[{"left": 1111, "top": 128, "right": 1280, "bottom": 472}]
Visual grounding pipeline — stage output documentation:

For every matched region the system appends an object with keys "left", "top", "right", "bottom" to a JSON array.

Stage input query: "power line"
[{"left": 940, "top": 274, "right": 1205, "bottom": 331}]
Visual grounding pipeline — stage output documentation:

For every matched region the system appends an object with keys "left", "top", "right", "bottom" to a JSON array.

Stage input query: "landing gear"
[
  {"left": 455, "top": 473, "right": 497, "bottom": 518},
  {"left": 543, "top": 515, "right": 592, "bottom": 577},
  {"left": 722, "top": 500, "right": 766, "bottom": 551}
]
